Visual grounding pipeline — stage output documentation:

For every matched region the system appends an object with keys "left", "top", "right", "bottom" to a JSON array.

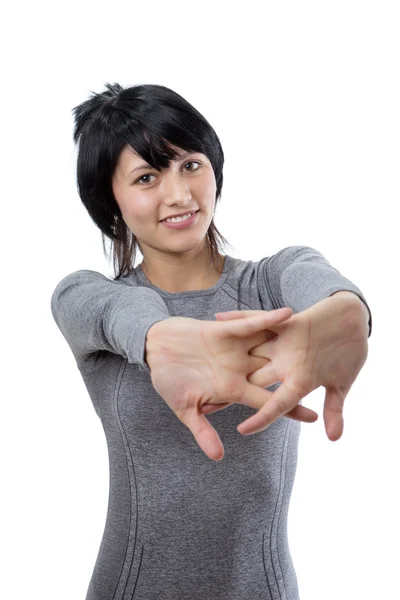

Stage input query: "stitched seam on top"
[
  {"left": 220, "top": 284, "right": 254, "bottom": 310},
  {"left": 117, "top": 363, "right": 144, "bottom": 600},
  {"left": 222, "top": 279, "right": 276, "bottom": 312},
  {"left": 262, "top": 531, "right": 275, "bottom": 599},
  {"left": 223, "top": 268, "right": 276, "bottom": 310},
  {"left": 129, "top": 545, "right": 145, "bottom": 599},
  {"left": 275, "top": 419, "right": 292, "bottom": 599},
  {"left": 263, "top": 418, "right": 292, "bottom": 599},
  {"left": 111, "top": 358, "right": 142, "bottom": 600}
]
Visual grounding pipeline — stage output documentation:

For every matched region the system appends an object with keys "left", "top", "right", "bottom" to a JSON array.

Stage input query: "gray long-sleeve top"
[{"left": 50, "top": 246, "right": 372, "bottom": 600}]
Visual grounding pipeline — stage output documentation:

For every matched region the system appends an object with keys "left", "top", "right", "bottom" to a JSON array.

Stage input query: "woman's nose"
[{"left": 160, "top": 170, "right": 190, "bottom": 199}]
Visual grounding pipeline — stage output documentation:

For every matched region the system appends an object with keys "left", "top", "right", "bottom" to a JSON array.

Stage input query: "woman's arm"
[
  {"left": 50, "top": 270, "right": 169, "bottom": 371},
  {"left": 258, "top": 245, "right": 372, "bottom": 338}
]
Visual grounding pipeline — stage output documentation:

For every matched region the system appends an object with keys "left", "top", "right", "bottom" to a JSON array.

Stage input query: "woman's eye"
[
  {"left": 135, "top": 161, "right": 201, "bottom": 185},
  {"left": 136, "top": 174, "right": 155, "bottom": 185},
  {"left": 183, "top": 160, "right": 201, "bottom": 171}
]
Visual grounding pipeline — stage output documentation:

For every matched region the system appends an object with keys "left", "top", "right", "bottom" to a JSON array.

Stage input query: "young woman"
[{"left": 51, "top": 82, "right": 372, "bottom": 600}]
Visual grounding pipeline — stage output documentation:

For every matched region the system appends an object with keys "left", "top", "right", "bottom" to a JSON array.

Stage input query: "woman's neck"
[{"left": 140, "top": 252, "right": 225, "bottom": 293}]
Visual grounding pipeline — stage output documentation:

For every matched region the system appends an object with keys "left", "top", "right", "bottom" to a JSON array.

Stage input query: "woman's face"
[{"left": 112, "top": 143, "right": 217, "bottom": 255}]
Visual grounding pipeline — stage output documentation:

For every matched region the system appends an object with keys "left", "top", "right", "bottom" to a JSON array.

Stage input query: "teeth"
[{"left": 165, "top": 211, "right": 194, "bottom": 223}]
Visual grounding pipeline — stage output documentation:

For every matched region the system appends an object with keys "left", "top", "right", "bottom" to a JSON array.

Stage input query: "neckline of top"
[{"left": 134, "top": 255, "right": 234, "bottom": 297}]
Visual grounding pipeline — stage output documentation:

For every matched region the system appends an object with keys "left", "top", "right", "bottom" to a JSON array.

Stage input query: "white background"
[{"left": 2, "top": 1, "right": 398, "bottom": 598}]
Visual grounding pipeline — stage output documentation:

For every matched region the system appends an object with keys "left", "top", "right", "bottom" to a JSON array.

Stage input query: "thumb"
[
  {"left": 175, "top": 408, "right": 225, "bottom": 462},
  {"left": 323, "top": 386, "right": 348, "bottom": 442}
]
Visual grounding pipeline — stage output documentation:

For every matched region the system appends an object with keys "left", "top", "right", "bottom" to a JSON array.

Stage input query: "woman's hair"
[{"left": 71, "top": 82, "right": 233, "bottom": 280}]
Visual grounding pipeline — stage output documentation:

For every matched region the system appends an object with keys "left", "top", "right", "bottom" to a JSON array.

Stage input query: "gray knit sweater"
[{"left": 50, "top": 245, "right": 372, "bottom": 600}]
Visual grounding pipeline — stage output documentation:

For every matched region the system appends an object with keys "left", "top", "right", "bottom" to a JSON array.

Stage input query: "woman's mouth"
[{"left": 161, "top": 210, "right": 199, "bottom": 229}]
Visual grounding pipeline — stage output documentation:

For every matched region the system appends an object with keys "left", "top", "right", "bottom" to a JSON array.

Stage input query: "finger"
[
  {"left": 216, "top": 308, "right": 293, "bottom": 321},
  {"left": 237, "top": 379, "right": 303, "bottom": 435},
  {"left": 200, "top": 402, "right": 231, "bottom": 414},
  {"left": 200, "top": 394, "right": 318, "bottom": 424},
  {"left": 216, "top": 310, "right": 292, "bottom": 346},
  {"left": 236, "top": 378, "right": 317, "bottom": 426},
  {"left": 285, "top": 403, "right": 319, "bottom": 423},
  {"left": 247, "top": 360, "right": 277, "bottom": 387},
  {"left": 222, "top": 310, "right": 293, "bottom": 341},
  {"left": 246, "top": 362, "right": 319, "bottom": 424},
  {"left": 323, "top": 386, "right": 347, "bottom": 441},
  {"left": 249, "top": 336, "right": 278, "bottom": 360},
  {"left": 247, "top": 353, "right": 273, "bottom": 373},
  {"left": 175, "top": 408, "right": 225, "bottom": 461},
  {"left": 241, "top": 329, "right": 278, "bottom": 355},
  {"left": 234, "top": 380, "right": 274, "bottom": 410}
]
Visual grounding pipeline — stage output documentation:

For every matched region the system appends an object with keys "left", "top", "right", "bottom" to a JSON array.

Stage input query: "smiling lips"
[
  {"left": 161, "top": 210, "right": 199, "bottom": 228},
  {"left": 161, "top": 209, "right": 198, "bottom": 221}
]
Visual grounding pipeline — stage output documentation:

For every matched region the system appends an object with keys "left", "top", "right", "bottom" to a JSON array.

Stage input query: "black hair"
[{"left": 71, "top": 82, "right": 233, "bottom": 280}]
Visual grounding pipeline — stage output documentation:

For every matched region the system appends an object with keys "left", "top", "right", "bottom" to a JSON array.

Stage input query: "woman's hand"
[
  {"left": 214, "top": 296, "right": 369, "bottom": 441},
  {"left": 145, "top": 308, "right": 318, "bottom": 461}
]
